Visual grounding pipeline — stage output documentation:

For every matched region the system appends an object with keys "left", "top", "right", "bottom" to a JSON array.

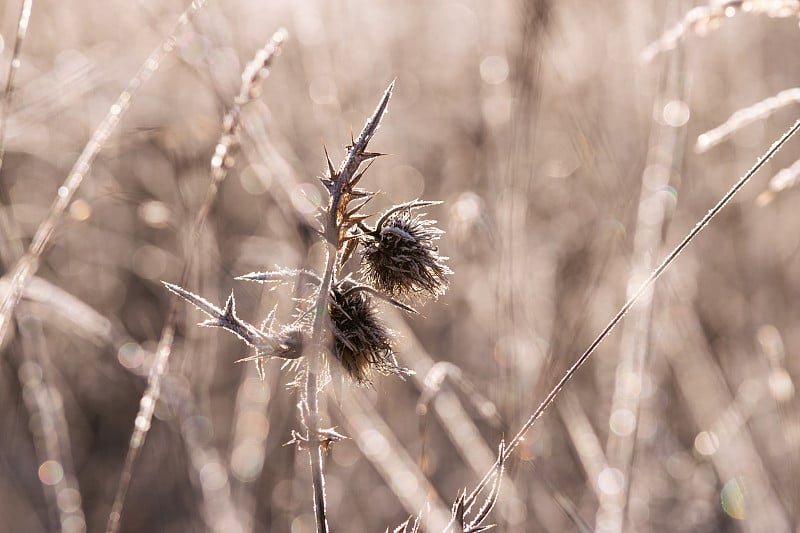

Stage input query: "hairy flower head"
[
  {"left": 329, "top": 284, "right": 411, "bottom": 385},
  {"left": 360, "top": 201, "right": 452, "bottom": 299}
]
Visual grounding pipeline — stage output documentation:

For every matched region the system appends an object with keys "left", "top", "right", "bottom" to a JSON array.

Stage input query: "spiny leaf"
[
  {"left": 348, "top": 159, "right": 377, "bottom": 189},
  {"left": 323, "top": 144, "right": 337, "bottom": 180},
  {"left": 163, "top": 281, "right": 224, "bottom": 319},
  {"left": 236, "top": 268, "right": 322, "bottom": 285}
]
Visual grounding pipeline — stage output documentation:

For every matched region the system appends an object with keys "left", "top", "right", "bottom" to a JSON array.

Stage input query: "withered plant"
[{"left": 165, "top": 81, "right": 451, "bottom": 532}]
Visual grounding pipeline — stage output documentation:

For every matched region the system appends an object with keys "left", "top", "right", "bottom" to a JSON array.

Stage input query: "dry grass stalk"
[
  {"left": 660, "top": 284, "right": 790, "bottom": 531},
  {"left": 196, "top": 28, "right": 287, "bottom": 227},
  {"left": 0, "top": 0, "right": 33, "bottom": 268},
  {"left": 0, "top": 0, "right": 32, "bottom": 175},
  {"left": 15, "top": 318, "right": 86, "bottom": 533},
  {"left": 0, "top": 0, "right": 211, "bottom": 359},
  {"left": 338, "top": 387, "right": 452, "bottom": 532},
  {"left": 696, "top": 87, "right": 800, "bottom": 153},
  {"left": 595, "top": 45, "right": 687, "bottom": 532},
  {"left": 641, "top": 0, "right": 800, "bottom": 63},
  {"left": 374, "top": 308, "right": 526, "bottom": 529},
  {"left": 459, "top": 118, "right": 800, "bottom": 523},
  {"left": 756, "top": 157, "right": 800, "bottom": 205},
  {"left": 696, "top": 90, "right": 800, "bottom": 205},
  {"left": 556, "top": 392, "right": 608, "bottom": 502},
  {"left": 105, "top": 28, "right": 286, "bottom": 533}
]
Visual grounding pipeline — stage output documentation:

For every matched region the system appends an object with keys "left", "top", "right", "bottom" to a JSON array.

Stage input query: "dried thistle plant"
[
  {"left": 166, "top": 80, "right": 451, "bottom": 531},
  {"left": 167, "top": 83, "right": 450, "bottom": 385}
]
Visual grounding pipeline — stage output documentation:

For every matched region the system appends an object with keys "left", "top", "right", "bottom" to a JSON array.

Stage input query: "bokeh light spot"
[
  {"left": 598, "top": 467, "right": 624, "bottom": 495},
  {"left": 609, "top": 408, "right": 637, "bottom": 436},
  {"left": 240, "top": 164, "right": 271, "bottom": 195},
  {"left": 199, "top": 462, "right": 228, "bottom": 491},
  {"left": 138, "top": 200, "right": 171, "bottom": 228},
  {"left": 361, "top": 429, "right": 390, "bottom": 461},
  {"left": 38, "top": 460, "right": 64, "bottom": 486},
  {"left": 480, "top": 55, "right": 509, "bottom": 85},
  {"left": 643, "top": 164, "right": 669, "bottom": 190},
  {"left": 721, "top": 477, "right": 747, "bottom": 520},
  {"left": 659, "top": 185, "right": 678, "bottom": 209},
  {"left": 62, "top": 514, "right": 86, "bottom": 533},
  {"left": 69, "top": 199, "right": 91, "bottom": 221},
  {"left": 309, "top": 76, "right": 338, "bottom": 105},
  {"left": 56, "top": 487, "right": 82, "bottom": 513},
  {"left": 231, "top": 441, "right": 265, "bottom": 482},
  {"left": 390, "top": 470, "right": 418, "bottom": 496},
  {"left": 662, "top": 99, "right": 690, "bottom": 127},
  {"left": 117, "top": 342, "right": 145, "bottom": 370},
  {"left": 290, "top": 513, "right": 315, "bottom": 533},
  {"left": 18, "top": 361, "right": 43, "bottom": 386},
  {"left": 694, "top": 431, "right": 719, "bottom": 456},
  {"left": 376, "top": 164, "right": 425, "bottom": 201},
  {"left": 291, "top": 183, "right": 322, "bottom": 214},
  {"left": 768, "top": 368, "right": 794, "bottom": 402}
]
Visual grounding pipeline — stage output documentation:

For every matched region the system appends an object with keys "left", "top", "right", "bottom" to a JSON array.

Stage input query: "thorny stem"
[
  {"left": 305, "top": 244, "right": 335, "bottom": 533},
  {"left": 302, "top": 81, "right": 394, "bottom": 533},
  {"left": 465, "top": 117, "right": 800, "bottom": 507}
]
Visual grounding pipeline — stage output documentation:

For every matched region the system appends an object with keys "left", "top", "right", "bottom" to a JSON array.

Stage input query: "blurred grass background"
[{"left": 2, "top": 0, "right": 800, "bottom": 531}]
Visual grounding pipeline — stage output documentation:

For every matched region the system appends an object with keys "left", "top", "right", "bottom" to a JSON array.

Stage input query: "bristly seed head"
[
  {"left": 360, "top": 203, "right": 452, "bottom": 300},
  {"left": 329, "top": 284, "right": 412, "bottom": 385}
]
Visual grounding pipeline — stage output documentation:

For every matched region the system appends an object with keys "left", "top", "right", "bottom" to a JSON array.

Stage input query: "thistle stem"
[
  {"left": 304, "top": 242, "right": 336, "bottom": 533},
  {"left": 301, "top": 81, "right": 394, "bottom": 533}
]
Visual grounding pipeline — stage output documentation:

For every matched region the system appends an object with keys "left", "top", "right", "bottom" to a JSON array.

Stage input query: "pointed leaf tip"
[
  {"left": 223, "top": 291, "right": 236, "bottom": 319},
  {"left": 323, "top": 144, "right": 337, "bottom": 178}
]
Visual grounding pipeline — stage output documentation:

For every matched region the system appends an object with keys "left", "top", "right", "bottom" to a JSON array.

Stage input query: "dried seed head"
[
  {"left": 329, "top": 285, "right": 411, "bottom": 384},
  {"left": 361, "top": 203, "right": 452, "bottom": 299}
]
